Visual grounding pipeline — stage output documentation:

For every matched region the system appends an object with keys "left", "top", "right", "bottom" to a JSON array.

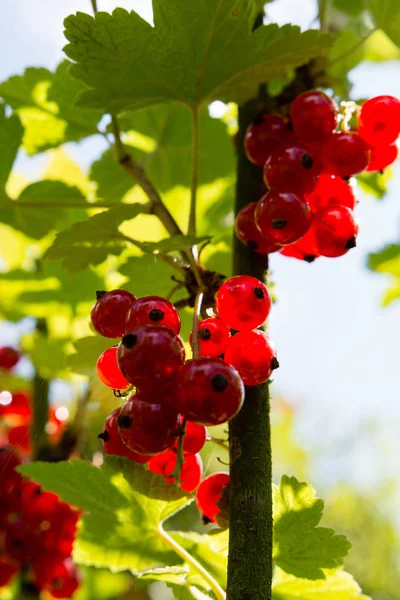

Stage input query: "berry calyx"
[
  {"left": 90, "top": 289, "right": 136, "bottom": 338},
  {"left": 99, "top": 408, "right": 149, "bottom": 464},
  {"left": 366, "top": 144, "right": 398, "bottom": 172},
  {"left": 312, "top": 205, "right": 359, "bottom": 258},
  {"left": 189, "top": 317, "right": 231, "bottom": 358},
  {"left": 125, "top": 296, "right": 181, "bottom": 335},
  {"left": 290, "top": 90, "right": 338, "bottom": 145},
  {"left": 148, "top": 450, "right": 203, "bottom": 493},
  {"left": 255, "top": 191, "right": 312, "bottom": 246},
  {"left": 96, "top": 347, "right": 130, "bottom": 390},
  {"left": 306, "top": 174, "right": 356, "bottom": 212},
  {"left": 235, "top": 202, "right": 282, "bottom": 255},
  {"left": 196, "top": 472, "right": 230, "bottom": 525},
  {"left": 0, "top": 347, "right": 20, "bottom": 371},
  {"left": 216, "top": 275, "right": 271, "bottom": 331},
  {"left": 358, "top": 95, "right": 400, "bottom": 146},
  {"left": 244, "top": 114, "right": 292, "bottom": 167},
  {"left": 224, "top": 330, "right": 278, "bottom": 386},
  {"left": 280, "top": 227, "right": 320, "bottom": 263},
  {"left": 322, "top": 132, "right": 370, "bottom": 178},
  {"left": 264, "top": 143, "right": 322, "bottom": 194}
]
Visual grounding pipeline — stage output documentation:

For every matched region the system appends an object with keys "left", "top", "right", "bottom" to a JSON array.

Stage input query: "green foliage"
[
  {"left": 369, "top": 0, "right": 400, "bottom": 48},
  {"left": 357, "top": 170, "right": 392, "bottom": 199},
  {"left": 68, "top": 335, "right": 113, "bottom": 375},
  {"left": 272, "top": 567, "right": 370, "bottom": 599},
  {"left": 367, "top": 243, "right": 400, "bottom": 305},
  {"left": 0, "top": 105, "right": 23, "bottom": 202},
  {"left": 22, "top": 331, "right": 68, "bottom": 379}
]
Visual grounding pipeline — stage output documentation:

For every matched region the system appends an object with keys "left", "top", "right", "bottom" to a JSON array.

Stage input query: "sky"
[{"left": 1, "top": 0, "right": 400, "bottom": 497}]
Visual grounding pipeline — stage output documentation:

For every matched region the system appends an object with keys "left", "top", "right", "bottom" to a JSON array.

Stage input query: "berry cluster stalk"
[{"left": 32, "top": 318, "right": 50, "bottom": 459}]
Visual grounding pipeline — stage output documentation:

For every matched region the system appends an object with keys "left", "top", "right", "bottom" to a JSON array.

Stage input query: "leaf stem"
[
  {"left": 188, "top": 106, "right": 200, "bottom": 238},
  {"left": 326, "top": 27, "right": 377, "bottom": 68},
  {"left": 90, "top": 0, "right": 98, "bottom": 14},
  {"left": 317, "top": 0, "right": 328, "bottom": 32}
]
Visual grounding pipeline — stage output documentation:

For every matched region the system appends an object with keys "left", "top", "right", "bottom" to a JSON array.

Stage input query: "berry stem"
[
  {"left": 191, "top": 287, "right": 205, "bottom": 360},
  {"left": 173, "top": 418, "right": 187, "bottom": 484},
  {"left": 188, "top": 105, "right": 200, "bottom": 239},
  {"left": 32, "top": 318, "right": 50, "bottom": 459},
  {"left": 208, "top": 436, "right": 229, "bottom": 452},
  {"left": 90, "top": 0, "right": 97, "bottom": 12}
]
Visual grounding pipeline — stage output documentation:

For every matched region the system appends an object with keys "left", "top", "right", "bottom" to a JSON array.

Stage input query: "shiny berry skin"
[
  {"left": 5, "top": 520, "right": 38, "bottom": 562},
  {"left": 0, "top": 347, "right": 20, "bottom": 370},
  {"left": 90, "top": 289, "right": 136, "bottom": 338},
  {"left": 33, "top": 557, "right": 79, "bottom": 599},
  {"left": 312, "top": 206, "right": 359, "bottom": 258},
  {"left": 0, "top": 446, "right": 21, "bottom": 483},
  {"left": 244, "top": 114, "right": 292, "bottom": 167},
  {"left": 96, "top": 347, "right": 129, "bottom": 390},
  {"left": 280, "top": 227, "right": 319, "bottom": 263},
  {"left": 358, "top": 95, "right": 400, "bottom": 146},
  {"left": 125, "top": 295, "right": 181, "bottom": 335},
  {"left": 366, "top": 144, "right": 398, "bottom": 172},
  {"left": 7, "top": 425, "right": 30, "bottom": 453},
  {"left": 196, "top": 472, "right": 230, "bottom": 524},
  {"left": 264, "top": 143, "right": 321, "bottom": 194},
  {"left": 189, "top": 318, "right": 231, "bottom": 358},
  {"left": 216, "top": 275, "right": 271, "bottom": 331},
  {"left": 0, "top": 556, "right": 18, "bottom": 587},
  {"left": 224, "top": 330, "right": 278, "bottom": 386},
  {"left": 118, "top": 325, "right": 185, "bottom": 389},
  {"left": 307, "top": 174, "right": 356, "bottom": 212},
  {"left": 148, "top": 450, "right": 203, "bottom": 493},
  {"left": 235, "top": 202, "right": 282, "bottom": 255},
  {"left": 177, "top": 358, "right": 244, "bottom": 426},
  {"left": 176, "top": 420, "right": 207, "bottom": 455},
  {"left": 290, "top": 90, "right": 338, "bottom": 145},
  {"left": 0, "top": 391, "right": 31, "bottom": 419},
  {"left": 99, "top": 408, "right": 149, "bottom": 464},
  {"left": 322, "top": 132, "right": 370, "bottom": 177},
  {"left": 20, "top": 483, "right": 59, "bottom": 524},
  {"left": 117, "top": 392, "right": 179, "bottom": 455},
  {"left": 255, "top": 191, "right": 312, "bottom": 246}
]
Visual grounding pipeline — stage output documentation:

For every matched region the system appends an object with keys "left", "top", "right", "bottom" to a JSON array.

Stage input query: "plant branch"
[
  {"left": 90, "top": 0, "right": 98, "bottom": 13},
  {"left": 32, "top": 319, "right": 50, "bottom": 460},
  {"left": 317, "top": 0, "right": 329, "bottom": 32},
  {"left": 191, "top": 287, "right": 205, "bottom": 359},
  {"left": 188, "top": 106, "right": 200, "bottom": 238},
  {"left": 208, "top": 436, "right": 229, "bottom": 452},
  {"left": 326, "top": 27, "right": 377, "bottom": 67}
]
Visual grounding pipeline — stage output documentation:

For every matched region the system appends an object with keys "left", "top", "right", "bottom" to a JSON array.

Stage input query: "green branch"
[
  {"left": 188, "top": 106, "right": 200, "bottom": 238},
  {"left": 32, "top": 318, "right": 50, "bottom": 460}
]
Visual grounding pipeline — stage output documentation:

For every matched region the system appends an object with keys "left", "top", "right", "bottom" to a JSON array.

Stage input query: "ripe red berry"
[
  {"left": 177, "top": 358, "right": 244, "bottom": 426},
  {"left": 264, "top": 143, "right": 321, "bottom": 194},
  {"left": 33, "top": 557, "right": 79, "bottom": 599},
  {"left": 322, "top": 132, "right": 370, "bottom": 177},
  {"left": 0, "top": 446, "right": 21, "bottom": 484},
  {"left": 366, "top": 144, "right": 398, "bottom": 172},
  {"left": 20, "top": 483, "right": 59, "bottom": 524},
  {"left": 235, "top": 202, "right": 282, "bottom": 255},
  {"left": 196, "top": 472, "right": 230, "bottom": 524},
  {"left": 244, "top": 114, "right": 292, "bottom": 167},
  {"left": 0, "top": 391, "right": 31, "bottom": 419},
  {"left": 312, "top": 206, "right": 359, "bottom": 258},
  {"left": 148, "top": 450, "right": 203, "bottom": 493},
  {"left": 5, "top": 520, "right": 37, "bottom": 562},
  {"left": 307, "top": 174, "right": 356, "bottom": 212},
  {"left": 358, "top": 95, "right": 400, "bottom": 146},
  {"left": 255, "top": 191, "right": 312, "bottom": 246},
  {"left": 0, "top": 556, "right": 18, "bottom": 587},
  {"left": 118, "top": 325, "right": 185, "bottom": 389},
  {"left": 280, "top": 227, "right": 319, "bottom": 263},
  {"left": 216, "top": 275, "right": 271, "bottom": 331},
  {"left": 125, "top": 296, "right": 181, "bottom": 335},
  {"left": 90, "top": 289, "right": 136, "bottom": 338},
  {"left": 174, "top": 420, "right": 207, "bottom": 456},
  {"left": 99, "top": 408, "right": 149, "bottom": 464},
  {"left": 224, "top": 330, "right": 278, "bottom": 386},
  {"left": 189, "top": 318, "right": 231, "bottom": 358},
  {"left": 96, "top": 347, "right": 129, "bottom": 390},
  {"left": 290, "top": 90, "right": 338, "bottom": 145},
  {"left": 117, "top": 392, "right": 180, "bottom": 455},
  {"left": 0, "top": 347, "right": 20, "bottom": 370},
  {"left": 7, "top": 424, "right": 31, "bottom": 453}
]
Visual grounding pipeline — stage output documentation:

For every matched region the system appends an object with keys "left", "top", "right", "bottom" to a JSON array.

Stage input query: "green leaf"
[
  {"left": 357, "top": 170, "right": 392, "bottom": 199},
  {"left": 0, "top": 105, "right": 23, "bottom": 202},
  {"left": 21, "top": 331, "right": 68, "bottom": 379},
  {"left": 272, "top": 568, "right": 370, "bottom": 599},
  {"left": 19, "top": 456, "right": 192, "bottom": 575},
  {"left": 137, "top": 235, "right": 211, "bottom": 255},
  {"left": 368, "top": 0, "right": 400, "bottom": 48},
  {"left": 333, "top": 0, "right": 365, "bottom": 16},
  {"left": 119, "top": 254, "right": 179, "bottom": 299},
  {"left": 363, "top": 29, "right": 400, "bottom": 61},
  {"left": 273, "top": 476, "right": 351, "bottom": 579},
  {"left": 327, "top": 30, "right": 365, "bottom": 78},
  {"left": 171, "top": 531, "right": 228, "bottom": 588},
  {"left": 69, "top": 335, "right": 115, "bottom": 375},
  {"left": 63, "top": 5, "right": 333, "bottom": 112},
  {"left": 367, "top": 244, "right": 400, "bottom": 306}
]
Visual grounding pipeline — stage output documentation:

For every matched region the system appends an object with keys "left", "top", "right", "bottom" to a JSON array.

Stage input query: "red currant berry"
[
  {"left": 21, "top": 483, "right": 59, "bottom": 524},
  {"left": 196, "top": 472, "right": 230, "bottom": 524},
  {"left": 264, "top": 143, "right": 321, "bottom": 194},
  {"left": 307, "top": 174, "right": 356, "bottom": 212},
  {"left": 255, "top": 191, "right": 312, "bottom": 246},
  {"left": 366, "top": 144, "right": 398, "bottom": 172},
  {"left": 189, "top": 318, "right": 231, "bottom": 358},
  {"left": 0, "top": 347, "right": 20, "bottom": 370},
  {"left": 5, "top": 520, "right": 37, "bottom": 562},
  {"left": 358, "top": 95, "right": 400, "bottom": 146},
  {"left": 224, "top": 330, "right": 278, "bottom": 386},
  {"left": 99, "top": 408, "right": 149, "bottom": 464},
  {"left": 313, "top": 206, "right": 359, "bottom": 258},
  {"left": 235, "top": 202, "right": 282, "bottom": 255},
  {"left": 148, "top": 450, "right": 203, "bottom": 493},
  {"left": 174, "top": 420, "right": 207, "bottom": 455},
  {"left": 244, "top": 114, "right": 292, "bottom": 167},
  {"left": 0, "top": 556, "right": 18, "bottom": 587},
  {"left": 34, "top": 557, "right": 79, "bottom": 599},
  {"left": 0, "top": 391, "right": 31, "bottom": 419},
  {"left": 290, "top": 90, "right": 338, "bottom": 145},
  {"left": 216, "top": 275, "right": 271, "bottom": 331},
  {"left": 322, "top": 132, "right": 370, "bottom": 177},
  {"left": 125, "top": 296, "right": 181, "bottom": 335},
  {"left": 117, "top": 392, "right": 180, "bottom": 455},
  {"left": 96, "top": 347, "right": 129, "bottom": 390},
  {"left": 280, "top": 227, "right": 319, "bottom": 263},
  {"left": 90, "top": 289, "right": 136, "bottom": 338},
  {"left": 7, "top": 425, "right": 30, "bottom": 453},
  {"left": 118, "top": 325, "right": 185, "bottom": 388},
  {"left": 177, "top": 358, "right": 244, "bottom": 426},
  {"left": 0, "top": 446, "right": 21, "bottom": 484}
]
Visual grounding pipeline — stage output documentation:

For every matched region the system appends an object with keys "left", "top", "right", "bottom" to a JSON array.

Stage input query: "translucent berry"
[
  {"left": 118, "top": 325, "right": 185, "bottom": 388},
  {"left": 0, "top": 556, "right": 18, "bottom": 587},
  {"left": 0, "top": 391, "right": 31, "bottom": 419},
  {"left": 366, "top": 144, "right": 398, "bottom": 172},
  {"left": 280, "top": 227, "right": 320, "bottom": 263},
  {"left": 90, "top": 289, "right": 136, "bottom": 338},
  {"left": 0, "top": 347, "right": 20, "bottom": 370},
  {"left": 96, "top": 347, "right": 129, "bottom": 390},
  {"left": 5, "top": 520, "right": 37, "bottom": 562},
  {"left": 216, "top": 275, "right": 271, "bottom": 331},
  {"left": 117, "top": 392, "right": 180, "bottom": 455},
  {"left": 177, "top": 358, "right": 244, "bottom": 426},
  {"left": 0, "top": 446, "right": 21, "bottom": 483},
  {"left": 33, "top": 557, "right": 79, "bottom": 599},
  {"left": 235, "top": 202, "right": 282, "bottom": 255},
  {"left": 244, "top": 114, "right": 292, "bottom": 167},
  {"left": 125, "top": 295, "right": 181, "bottom": 335},
  {"left": 307, "top": 174, "right": 356, "bottom": 212},
  {"left": 322, "top": 132, "right": 370, "bottom": 177},
  {"left": 148, "top": 450, "right": 203, "bottom": 493},
  {"left": 224, "top": 330, "right": 278, "bottom": 386},
  {"left": 313, "top": 206, "right": 359, "bottom": 258},
  {"left": 99, "top": 408, "right": 149, "bottom": 464},
  {"left": 264, "top": 143, "right": 321, "bottom": 194},
  {"left": 255, "top": 191, "right": 312, "bottom": 246},
  {"left": 189, "top": 318, "right": 231, "bottom": 358},
  {"left": 358, "top": 95, "right": 400, "bottom": 146},
  {"left": 20, "top": 483, "right": 59, "bottom": 524},
  {"left": 196, "top": 472, "right": 230, "bottom": 525},
  {"left": 290, "top": 90, "right": 338, "bottom": 145},
  {"left": 174, "top": 420, "right": 207, "bottom": 455}
]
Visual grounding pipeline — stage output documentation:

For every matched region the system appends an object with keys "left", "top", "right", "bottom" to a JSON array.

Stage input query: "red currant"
[
  {"left": 174, "top": 420, "right": 207, "bottom": 455},
  {"left": 216, "top": 275, "right": 271, "bottom": 331},
  {"left": 177, "top": 358, "right": 244, "bottom": 426},
  {"left": 313, "top": 206, "right": 359, "bottom": 258},
  {"left": 366, "top": 144, "right": 398, "bottom": 172},
  {"left": 117, "top": 325, "right": 185, "bottom": 388},
  {"left": 125, "top": 296, "right": 181, "bottom": 335},
  {"left": 96, "top": 347, "right": 129, "bottom": 390},
  {"left": 322, "top": 132, "right": 370, "bottom": 177},
  {"left": 235, "top": 202, "right": 282, "bottom": 255},
  {"left": 307, "top": 174, "right": 356, "bottom": 212},
  {"left": 0, "top": 556, "right": 18, "bottom": 587},
  {"left": 196, "top": 472, "right": 230, "bottom": 524},
  {"left": 7, "top": 425, "right": 30, "bottom": 453},
  {"left": 255, "top": 191, "right": 312, "bottom": 246},
  {"left": 90, "top": 289, "right": 136, "bottom": 338},
  {"left": 0, "top": 446, "right": 21, "bottom": 484},
  {"left": 5, "top": 520, "right": 38, "bottom": 562},
  {"left": 244, "top": 114, "right": 292, "bottom": 167},
  {"left": 117, "top": 392, "right": 180, "bottom": 455},
  {"left": 290, "top": 90, "right": 338, "bottom": 145},
  {"left": 0, "top": 391, "right": 31, "bottom": 419},
  {"left": 20, "top": 483, "right": 59, "bottom": 524},
  {"left": 34, "top": 557, "right": 79, "bottom": 599},
  {"left": 358, "top": 95, "right": 400, "bottom": 146},
  {"left": 224, "top": 330, "right": 278, "bottom": 386},
  {"left": 99, "top": 408, "right": 149, "bottom": 464},
  {"left": 148, "top": 450, "right": 203, "bottom": 493},
  {"left": 280, "top": 227, "right": 320, "bottom": 263},
  {"left": 189, "top": 318, "right": 231, "bottom": 358},
  {"left": 0, "top": 347, "right": 20, "bottom": 370},
  {"left": 264, "top": 143, "right": 321, "bottom": 194}
]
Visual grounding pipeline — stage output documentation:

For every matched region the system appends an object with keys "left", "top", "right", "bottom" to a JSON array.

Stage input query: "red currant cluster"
[
  {"left": 0, "top": 347, "right": 21, "bottom": 372},
  {"left": 0, "top": 446, "right": 80, "bottom": 597},
  {"left": 239, "top": 92, "right": 400, "bottom": 261}
]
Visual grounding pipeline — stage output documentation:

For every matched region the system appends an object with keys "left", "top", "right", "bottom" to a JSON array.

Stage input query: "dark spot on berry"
[
  {"left": 117, "top": 414, "right": 132, "bottom": 429},
  {"left": 122, "top": 333, "right": 137, "bottom": 349},
  {"left": 254, "top": 287, "right": 265, "bottom": 299},
  {"left": 202, "top": 514, "right": 212, "bottom": 525},
  {"left": 246, "top": 240, "right": 259, "bottom": 251},
  {"left": 304, "top": 254, "right": 316, "bottom": 263},
  {"left": 199, "top": 328, "right": 211, "bottom": 341},
  {"left": 379, "top": 169, "right": 385, "bottom": 175},
  {"left": 211, "top": 374, "right": 229, "bottom": 392},
  {"left": 98, "top": 431, "right": 109, "bottom": 442},
  {"left": 12, "top": 538, "right": 22, "bottom": 549},
  {"left": 286, "top": 119, "right": 294, "bottom": 132},
  {"left": 271, "top": 357, "right": 280, "bottom": 370},
  {"left": 272, "top": 218, "right": 287, "bottom": 230},
  {"left": 95, "top": 290, "right": 107, "bottom": 300},
  {"left": 33, "top": 486, "right": 42, "bottom": 495},
  {"left": 253, "top": 113, "right": 266, "bottom": 126},
  {"left": 345, "top": 236, "right": 357, "bottom": 250},
  {"left": 149, "top": 308, "right": 164, "bottom": 322},
  {"left": 0, "top": 447, "right": 5, "bottom": 454},
  {"left": 52, "top": 578, "right": 63, "bottom": 590},
  {"left": 301, "top": 153, "right": 314, "bottom": 169},
  {"left": 342, "top": 176, "right": 351, "bottom": 184}
]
